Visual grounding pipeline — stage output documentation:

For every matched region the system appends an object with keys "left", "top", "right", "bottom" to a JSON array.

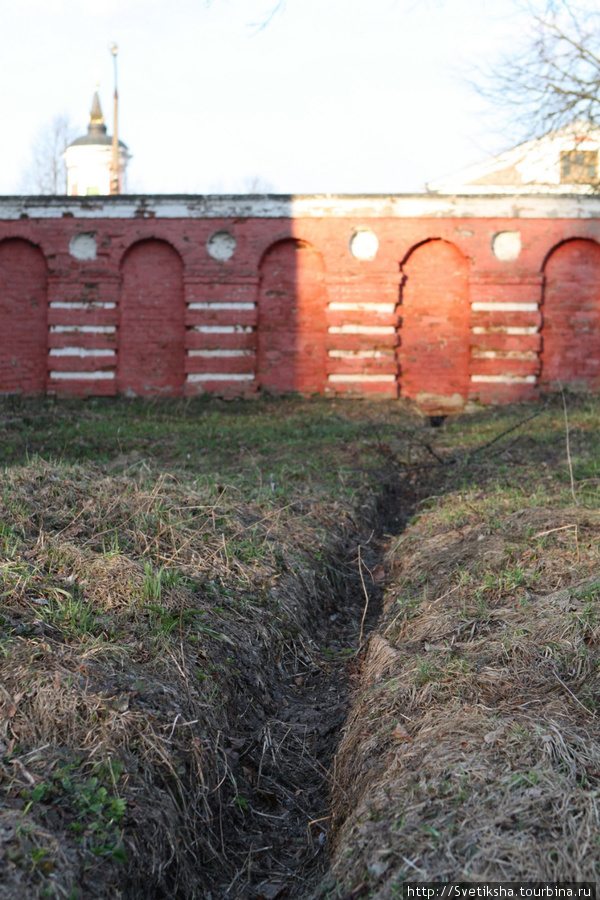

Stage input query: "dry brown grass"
[
  {"left": 329, "top": 488, "right": 600, "bottom": 896},
  {"left": 0, "top": 455, "right": 366, "bottom": 899}
]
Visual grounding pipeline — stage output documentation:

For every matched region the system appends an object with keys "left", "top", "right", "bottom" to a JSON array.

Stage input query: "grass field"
[{"left": 1, "top": 393, "right": 599, "bottom": 899}]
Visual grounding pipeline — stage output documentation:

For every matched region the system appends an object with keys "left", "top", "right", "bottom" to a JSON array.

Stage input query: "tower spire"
[
  {"left": 87, "top": 87, "right": 107, "bottom": 138},
  {"left": 89, "top": 87, "right": 104, "bottom": 125}
]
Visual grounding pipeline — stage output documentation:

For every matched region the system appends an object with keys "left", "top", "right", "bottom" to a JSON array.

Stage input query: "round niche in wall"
[
  {"left": 69, "top": 232, "right": 97, "bottom": 261},
  {"left": 492, "top": 231, "right": 521, "bottom": 261},
  {"left": 207, "top": 231, "right": 237, "bottom": 261},
  {"left": 349, "top": 229, "right": 379, "bottom": 261}
]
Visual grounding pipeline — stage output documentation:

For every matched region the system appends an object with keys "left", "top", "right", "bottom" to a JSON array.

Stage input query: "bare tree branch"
[
  {"left": 248, "top": 0, "right": 286, "bottom": 33},
  {"left": 20, "top": 115, "right": 77, "bottom": 196},
  {"left": 477, "top": 1, "right": 600, "bottom": 137}
]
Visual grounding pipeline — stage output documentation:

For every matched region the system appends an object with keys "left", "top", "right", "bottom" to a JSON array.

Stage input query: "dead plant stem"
[
  {"left": 559, "top": 383, "right": 578, "bottom": 505},
  {"left": 357, "top": 545, "right": 370, "bottom": 648}
]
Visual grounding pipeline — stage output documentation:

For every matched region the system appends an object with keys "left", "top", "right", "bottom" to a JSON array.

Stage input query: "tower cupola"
[{"left": 63, "top": 87, "right": 131, "bottom": 196}]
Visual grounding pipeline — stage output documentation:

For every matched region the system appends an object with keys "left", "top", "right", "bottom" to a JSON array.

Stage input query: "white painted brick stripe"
[
  {"left": 49, "top": 348, "right": 115, "bottom": 357},
  {"left": 328, "top": 374, "right": 396, "bottom": 383},
  {"left": 186, "top": 373, "right": 254, "bottom": 382},
  {"left": 188, "top": 302, "right": 255, "bottom": 310},
  {"left": 328, "top": 302, "right": 396, "bottom": 313},
  {"left": 50, "top": 302, "right": 116, "bottom": 309},
  {"left": 187, "top": 349, "right": 254, "bottom": 357},
  {"left": 471, "top": 350, "right": 537, "bottom": 360},
  {"left": 50, "top": 325, "right": 116, "bottom": 333},
  {"left": 191, "top": 325, "right": 253, "bottom": 333},
  {"left": 471, "top": 326, "right": 539, "bottom": 335},
  {"left": 328, "top": 325, "right": 396, "bottom": 335},
  {"left": 471, "top": 375, "right": 536, "bottom": 384},
  {"left": 471, "top": 302, "right": 538, "bottom": 312},
  {"left": 50, "top": 371, "right": 115, "bottom": 380},
  {"left": 328, "top": 350, "right": 392, "bottom": 359}
]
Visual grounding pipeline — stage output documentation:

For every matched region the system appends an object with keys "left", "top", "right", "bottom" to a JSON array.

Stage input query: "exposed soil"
[{"left": 195, "top": 480, "right": 418, "bottom": 900}]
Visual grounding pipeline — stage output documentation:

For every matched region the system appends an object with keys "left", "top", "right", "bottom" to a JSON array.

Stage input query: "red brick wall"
[
  {"left": 541, "top": 239, "right": 600, "bottom": 390},
  {"left": 0, "top": 239, "right": 47, "bottom": 393},
  {"left": 119, "top": 239, "right": 185, "bottom": 397},
  {"left": 399, "top": 239, "right": 470, "bottom": 411},
  {"left": 257, "top": 240, "right": 327, "bottom": 394},
  {"left": 1, "top": 202, "right": 600, "bottom": 406}
]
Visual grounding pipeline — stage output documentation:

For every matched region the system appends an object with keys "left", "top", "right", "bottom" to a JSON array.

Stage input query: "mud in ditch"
[{"left": 196, "top": 480, "right": 418, "bottom": 900}]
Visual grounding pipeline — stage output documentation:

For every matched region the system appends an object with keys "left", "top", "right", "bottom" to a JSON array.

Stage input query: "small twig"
[
  {"left": 357, "top": 545, "right": 370, "bottom": 647},
  {"left": 534, "top": 523, "right": 580, "bottom": 561},
  {"left": 553, "top": 665, "right": 594, "bottom": 717},
  {"left": 306, "top": 815, "right": 330, "bottom": 837},
  {"left": 534, "top": 523, "right": 578, "bottom": 538},
  {"left": 467, "top": 400, "right": 550, "bottom": 458},
  {"left": 413, "top": 437, "right": 446, "bottom": 464},
  {"left": 559, "top": 382, "right": 578, "bottom": 505}
]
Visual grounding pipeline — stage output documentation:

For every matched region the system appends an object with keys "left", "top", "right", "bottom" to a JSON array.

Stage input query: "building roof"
[
  {"left": 66, "top": 89, "right": 128, "bottom": 151},
  {"left": 427, "top": 122, "right": 600, "bottom": 195}
]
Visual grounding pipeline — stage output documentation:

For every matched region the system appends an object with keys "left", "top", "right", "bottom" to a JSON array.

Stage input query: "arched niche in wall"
[
  {"left": 0, "top": 238, "right": 48, "bottom": 394},
  {"left": 541, "top": 238, "right": 600, "bottom": 390},
  {"left": 118, "top": 239, "right": 185, "bottom": 396},
  {"left": 257, "top": 239, "right": 327, "bottom": 394},
  {"left": 398, "top": 238, "right": 470, "bottom": 409}
]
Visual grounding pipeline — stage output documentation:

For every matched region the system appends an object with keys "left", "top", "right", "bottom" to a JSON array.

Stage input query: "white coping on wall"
[
  {"left": 188, "top": 302, "right": 255, "bottom": 310},
  {"left": 471, "top": 326, "right": 539, "bottom": 335},
  {"left": 328, "top": 303, "right": 396, "bottom": 313},
  {"left": 471, "top": 375, "right": 537, "bottom": 384},
  {"left": 4, "top": 193, "right": 600, "bottom": 219},
  {"left": 328, "top": 325, "right": 396, "bottom": 335},
  {"left": 471, "top": 302, "right": 539, "bottom": 312},
  {"left": 49, "top": 371, "right": 115, "bottom": 379},
  {"left": 328, "top": 374, "right": 397, "bottom": 383},
  {"left": 186, "top": 373, "right": 254, "bottom": 382},
  {"left": 50, "top": 302, "right": 116, "bottom": 310},
  {"left": 49, "top": 348, "right": 115, "bottom": 357},
  {"left": 187, "top": 349, "right": 254, "bottom": 357},
  {"left": 50, "top": 325, "right": 116, "bottom": 333}
]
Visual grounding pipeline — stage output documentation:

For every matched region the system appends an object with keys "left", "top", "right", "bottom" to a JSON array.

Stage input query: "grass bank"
[
  {"left": 326, "top": 394, "right": 600, "bottom": 896},
  {"left": 0, "top": 396, "right": 418, "bottom": 900}
]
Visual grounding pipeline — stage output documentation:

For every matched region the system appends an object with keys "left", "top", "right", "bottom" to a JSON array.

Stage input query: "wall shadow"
[
  {"left": 257, "top": 239, "right": 327, "bottom": 394},
  {"left": 0, "top": 239, "right": 47, "bottom": 394}
]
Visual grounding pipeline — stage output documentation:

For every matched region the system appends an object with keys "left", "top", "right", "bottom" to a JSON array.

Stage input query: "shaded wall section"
[
  {"left": 257, "top": 240, "right": 327, "bottom": 393},
  {"left": 398, "top": 239, "right": 470, "bottom": 411},
  {"left": 0, "top": 239, "right": 47, "bottom": 393},
  {"left": 541, "top": 239, "right": 600, "bottom": 390},
  {"left": 119, "top": 239, "right": 185, "bottom": 396}
]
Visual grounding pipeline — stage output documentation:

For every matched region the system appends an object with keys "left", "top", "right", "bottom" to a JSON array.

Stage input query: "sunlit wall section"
[{"left": 541, "top": 239, "right": 600, "bottom": 391}]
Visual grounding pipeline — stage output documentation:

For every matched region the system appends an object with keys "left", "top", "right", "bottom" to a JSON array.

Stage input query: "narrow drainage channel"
[{"left": 207, "top": 479, "right": 416, "bottom": 900}]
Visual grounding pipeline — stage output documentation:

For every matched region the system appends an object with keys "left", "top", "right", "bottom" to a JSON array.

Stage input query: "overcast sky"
[{"left": 3, "top": 0, "right": 536, "bottom": 195}]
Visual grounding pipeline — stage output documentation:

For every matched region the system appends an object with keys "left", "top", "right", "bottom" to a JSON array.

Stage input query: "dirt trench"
[{"left": 202, "top": 478, "right": 416, "bottom": 900}]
